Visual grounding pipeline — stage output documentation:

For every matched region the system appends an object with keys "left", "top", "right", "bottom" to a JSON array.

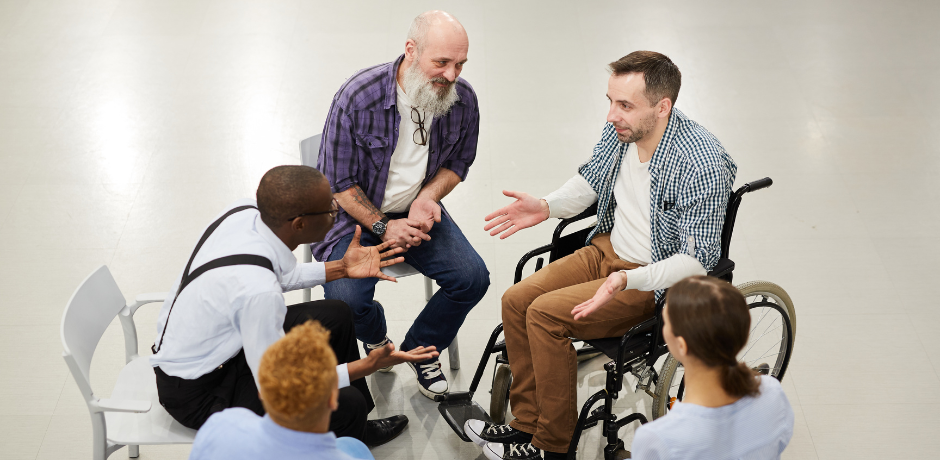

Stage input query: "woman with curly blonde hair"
[{"left": 189, "top": 321, "right": 375, "bottom": 460}]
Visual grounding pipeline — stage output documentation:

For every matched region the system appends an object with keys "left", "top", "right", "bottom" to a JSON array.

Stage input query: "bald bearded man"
[
  {"left": 314, "top": 11, "right": 489, "bottom": 400},
  {"left": 151, "top": 165, "right": 437, "bottom": 447}
]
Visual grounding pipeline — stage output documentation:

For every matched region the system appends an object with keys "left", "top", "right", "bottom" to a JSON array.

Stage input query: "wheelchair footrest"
[{"left": 438, "top": 392, "right": 492, "bottom": 443}]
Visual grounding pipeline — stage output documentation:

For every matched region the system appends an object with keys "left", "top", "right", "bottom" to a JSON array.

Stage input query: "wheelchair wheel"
[
  {"left": 651, "top": 281, "right": 796, "bottom": 419},
  {"left": 490, "top": 363, "right": 512, "bottom": 424}
]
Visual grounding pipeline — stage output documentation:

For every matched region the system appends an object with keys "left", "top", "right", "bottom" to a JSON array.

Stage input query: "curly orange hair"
[{"left": 258, "top": 320, "right": 338, "bottom": 420}]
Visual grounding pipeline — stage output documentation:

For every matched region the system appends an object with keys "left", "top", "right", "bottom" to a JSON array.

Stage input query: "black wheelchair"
[{"left": 437, "top": 177, "right": 796, "bottom": 459}]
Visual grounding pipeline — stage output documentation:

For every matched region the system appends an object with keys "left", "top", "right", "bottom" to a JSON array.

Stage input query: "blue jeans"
[{"left": 323, "top": 211, "right": 489, "bottom": 353}]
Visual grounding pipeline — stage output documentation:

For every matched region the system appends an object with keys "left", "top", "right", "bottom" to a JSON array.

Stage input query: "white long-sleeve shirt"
[
  {"left": 542, "top": 143, "right": 705, "bottom": 291},
  {"left": 150, "top": 199, "right": 350, "bottom": 389}
]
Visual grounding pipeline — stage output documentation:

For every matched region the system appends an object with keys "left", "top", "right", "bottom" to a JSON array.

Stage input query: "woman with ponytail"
[{"left": 632, "top": 275, "right": 794, "bottom": 460}]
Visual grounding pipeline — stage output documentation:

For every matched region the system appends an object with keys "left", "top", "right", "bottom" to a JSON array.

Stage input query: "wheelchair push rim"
[{"left": 652, "top": 281, "right": 796, "bottom": 419}]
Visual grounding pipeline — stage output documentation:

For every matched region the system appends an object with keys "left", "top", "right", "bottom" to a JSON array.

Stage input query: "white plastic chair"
[
  {"left": 301, "top": 134, "right": 460, "bottom": 370},
  {"left": 60, "top": 266, "right": 197, "bottom": 459}
]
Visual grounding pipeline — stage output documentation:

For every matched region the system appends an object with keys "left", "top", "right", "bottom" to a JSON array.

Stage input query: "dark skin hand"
[
  {"left": 347, "top": 342, "right": 439, "bottom": 380},
  {"left": 324, "top": 226, "right": 406, "bottom": 282}
]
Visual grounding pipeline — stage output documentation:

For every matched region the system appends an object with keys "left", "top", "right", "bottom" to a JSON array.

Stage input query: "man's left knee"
[{"left": 447, "top": 258, "right": 490, "bottom": 301}]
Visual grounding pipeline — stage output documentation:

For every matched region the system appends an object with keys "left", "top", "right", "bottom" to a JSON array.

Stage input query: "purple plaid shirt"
[{"left": 312, "top": 54, "right": 481, "bottom": 261}]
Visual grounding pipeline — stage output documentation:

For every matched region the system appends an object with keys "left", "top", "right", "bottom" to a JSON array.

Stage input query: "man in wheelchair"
[{"left": 474, "top": 51, "right": 737, "bottom": 460}]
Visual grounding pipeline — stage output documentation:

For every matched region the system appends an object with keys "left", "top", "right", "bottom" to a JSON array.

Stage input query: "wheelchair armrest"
[
  {"left": 514, "top": 243, "right": 553, "bottom": 284},
  {"left": 707, "top": 258, "right": 735, "bottom": 282},
  {"left": 552, "top": 203, "right": 598, "bottom": 243}
]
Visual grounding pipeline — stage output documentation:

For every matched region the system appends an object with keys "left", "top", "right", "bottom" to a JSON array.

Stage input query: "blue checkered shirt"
[{"left": 579, "top": 109, "right": 736, "bottom": 297}]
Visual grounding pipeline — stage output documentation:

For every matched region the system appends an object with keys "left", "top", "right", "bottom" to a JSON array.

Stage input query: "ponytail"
[
  {"left": 666, "top": 276, "right": 762, "bottom": 399},
  {"left": 720, "top": 362, "right": 761, "bottom": 398}
]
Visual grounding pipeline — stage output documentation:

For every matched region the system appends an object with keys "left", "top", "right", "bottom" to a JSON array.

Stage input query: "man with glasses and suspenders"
[
  {"left": 314, "top": 11, "right": 488, "bottom": 400},
  {"left": 150, "top": 165, "right": 437, "bottom": 447}
]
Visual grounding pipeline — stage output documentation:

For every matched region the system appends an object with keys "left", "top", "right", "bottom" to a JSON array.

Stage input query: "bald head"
[
  {"left": 256, "top": 165, "right": 327, "bottom": 228},
  {"left": 407, "top": 10, "right": 467, "bottom": 55}
]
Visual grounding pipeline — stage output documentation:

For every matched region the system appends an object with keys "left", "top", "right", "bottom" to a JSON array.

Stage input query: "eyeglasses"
[
  {"left": 287, "top": 198, "right": 339, "bottom": 221},
  {"left": 411, "top": 106, "right": 428, "bottom": 146}
]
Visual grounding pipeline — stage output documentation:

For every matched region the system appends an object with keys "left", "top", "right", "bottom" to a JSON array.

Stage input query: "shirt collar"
[
  {"left": 260, "top": 415, "right": 338, "bottom": 449},
  {"left": 383, "top": 54, "right": 406, "bottom": 109},
  {"left": 255, "top": 213, "right": 297, "bottom": 276},
  {"left": 649, "top": 108, "right": 682, "bottom": 171}
]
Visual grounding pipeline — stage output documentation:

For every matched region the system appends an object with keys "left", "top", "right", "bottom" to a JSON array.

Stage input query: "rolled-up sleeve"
[
  {"left": 441, "top": 90, "right": 479, "bottom": 181},
  {"left": 319, "top": 100, "right": 358, "bottom": 193},
  {"left": 678, "top": 165, "right": 734, "bottom": 271}
]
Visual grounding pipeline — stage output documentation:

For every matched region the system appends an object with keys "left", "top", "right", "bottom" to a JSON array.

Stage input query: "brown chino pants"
[{"left": 502, "top": 234, "right": 655, "bottom": 453}]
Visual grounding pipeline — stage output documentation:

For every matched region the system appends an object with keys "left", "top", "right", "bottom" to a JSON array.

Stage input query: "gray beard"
[{"left": 401, "top": 62, "right": 459, "bottom": 118}]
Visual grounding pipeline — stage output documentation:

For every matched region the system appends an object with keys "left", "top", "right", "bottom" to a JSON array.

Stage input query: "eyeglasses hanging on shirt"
[{"left": 411, "top": 106, "right": 428, "bottom": 146}]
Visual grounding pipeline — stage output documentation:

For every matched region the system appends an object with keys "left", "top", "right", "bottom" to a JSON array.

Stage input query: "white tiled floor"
[{"left": 1, "top": 1, "right": 938, "bottom": 459}]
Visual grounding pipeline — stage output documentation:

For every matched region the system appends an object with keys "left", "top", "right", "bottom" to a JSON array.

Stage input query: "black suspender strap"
[{"left": 152, "top": 205, "right": 275, "bottom": 354}]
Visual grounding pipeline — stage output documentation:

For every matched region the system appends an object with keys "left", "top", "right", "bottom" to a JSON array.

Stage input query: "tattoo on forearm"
[{"left": 350, "top": 185, "right": 384, "bottom": 223}]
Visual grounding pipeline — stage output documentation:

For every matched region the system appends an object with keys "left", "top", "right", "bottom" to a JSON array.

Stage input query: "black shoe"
[
  {"left": 407, "top": 357, "right": 449, "bottom": 399},
  {"left": 464, "top": 420, "right": 533, "bottom": 447},
  {"left": 484, "top": 442, "right": 542, "bottom": 460},
  {"left": 363, "top": 414, "right": 408, "bottom": 447}
]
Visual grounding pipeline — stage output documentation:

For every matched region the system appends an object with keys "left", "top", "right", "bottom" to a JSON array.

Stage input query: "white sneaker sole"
[
  {"left": 483, "top": 442, "right": 505, "bottom": 460},
  {"left": 464, "top": 419, "right": 487, "bottom": 447}
]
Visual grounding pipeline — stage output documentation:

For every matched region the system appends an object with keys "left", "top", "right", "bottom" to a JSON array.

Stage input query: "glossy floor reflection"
[{"left": 1, "top": 1, "right": 938, "bottom": 459}]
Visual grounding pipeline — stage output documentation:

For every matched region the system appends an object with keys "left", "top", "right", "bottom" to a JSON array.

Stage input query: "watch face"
[{"left": 372, "top": 220, "right": 387, "bottom": 235}]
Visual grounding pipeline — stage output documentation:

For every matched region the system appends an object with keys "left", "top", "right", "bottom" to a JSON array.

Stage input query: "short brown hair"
[
  {"left": 665, "top": 276, "right": 760, "bottom": 398},
  {"left": 258, "top": 321, "right": 337, "bottom": 420},
  {"left": 609, "top": 51, "right": 681, "bottom": 107}
]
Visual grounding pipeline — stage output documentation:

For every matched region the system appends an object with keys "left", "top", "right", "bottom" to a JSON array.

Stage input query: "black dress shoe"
[{"left": 363, "top": 414, "right": 409, "bottom": 447}]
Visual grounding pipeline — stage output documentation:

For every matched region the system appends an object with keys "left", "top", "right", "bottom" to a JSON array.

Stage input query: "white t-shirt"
[
  {"left": 632, "top": 376, "right": 795, "bottom": 460},
  {"left": 541, "top": 143, "right": 706, "bottom": 291},
  {"left": 381, "top": 83, "right": 431, "bottom": 213},
  {"left": 610, "top": 143, "right": 652, "bottom": 265}
]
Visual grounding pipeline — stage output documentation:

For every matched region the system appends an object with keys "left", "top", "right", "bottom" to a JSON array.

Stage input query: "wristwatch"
[{"left": 371, "top": 216, "right": 390, "bottom": 237}]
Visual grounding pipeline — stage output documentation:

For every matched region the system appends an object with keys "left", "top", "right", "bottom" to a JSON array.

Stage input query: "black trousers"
[{"left": 154, "top": 300, "right": 375, "bottom": 439}]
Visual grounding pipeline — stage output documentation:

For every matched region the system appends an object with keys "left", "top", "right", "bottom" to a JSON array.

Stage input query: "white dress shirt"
[
  {"left": 632, "top": 376, "right": 795, "bottom": 460},
  {"left": 542, "top": 143, "right": 705, "bottom": 291},
  {"left": 381, "top": 82, "right": 431, "bottom": 213},
  {"left": 150, "top": 199, "right": 350, "bottom": 389}
]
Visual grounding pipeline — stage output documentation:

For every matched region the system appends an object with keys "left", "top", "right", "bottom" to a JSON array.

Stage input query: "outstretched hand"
[
  {"left": 367, "top": 343, "right": 439, "bottom": 372},
  {"left": 342, "top": 226, "right": 405, "bottom": 282},
  {"left": 483, "top": 190, "right": 550, "bottom": 239},
  {"left": 571, "top": 271, "right": 628, "bottom": 320}
]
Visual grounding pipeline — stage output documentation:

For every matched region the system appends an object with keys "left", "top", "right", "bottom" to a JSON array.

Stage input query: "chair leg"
[
  {"left": 449, "top": 336, "right": 460, "bottom": 370},
  {"left": 128, "top": 445, "right": 139, "bottom": 458},
  {"left": 302, "top": 244, "right": 312, "bottom": 302}
]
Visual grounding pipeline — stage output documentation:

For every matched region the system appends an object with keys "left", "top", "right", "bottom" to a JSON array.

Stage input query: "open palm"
[
  {"left": 342, "top": 226, "right": 405, "bottom": 282},
  {"left": 483, "top": 190, "right": 550, "bottom": 239}
]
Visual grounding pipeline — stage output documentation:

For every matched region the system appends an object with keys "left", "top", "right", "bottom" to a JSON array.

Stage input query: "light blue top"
[
  {"left": 188, "top": 408, "right": 374, "bottom": 460},
  {"left": 632, "top": 376, "right": 794, "bottom": 460}
]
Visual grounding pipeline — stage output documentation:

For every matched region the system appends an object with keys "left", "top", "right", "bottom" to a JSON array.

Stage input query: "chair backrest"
[
  {"left": 300, "top": 134, "right": 322, "bottom": 168},
  {"left": 61, "top": 265, "right": 127, "bottom": 389}
]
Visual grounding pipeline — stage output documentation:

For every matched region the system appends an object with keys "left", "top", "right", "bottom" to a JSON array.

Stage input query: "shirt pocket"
[
  {"left": 654, "top": 205, "right": 681, "bottom": 246},
  {"left": 354, "top": 133, "right": 389, "bottom": 170}
]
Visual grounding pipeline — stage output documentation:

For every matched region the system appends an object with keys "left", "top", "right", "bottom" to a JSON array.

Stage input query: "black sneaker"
[
  {"left": 464, "top": 420, "right": 533, "bottom": 447},
  {"left": 484, "top": 441, "right": 542, "bottom": 460},
  {"left": 363, "top": 336, "right": 394, "bottom": 373},
  {"left": 407, "top": 357, "right": 448, "bottom": 399}
]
